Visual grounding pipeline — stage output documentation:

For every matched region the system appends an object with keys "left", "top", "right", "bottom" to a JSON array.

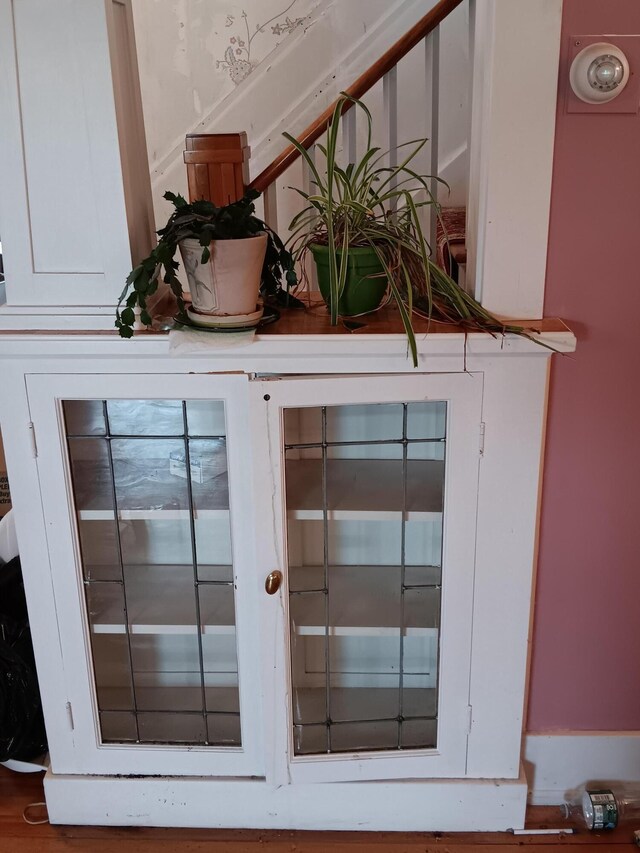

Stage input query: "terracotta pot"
[{"left": 179, "top": 233, "right": 268, "bottom": 316}]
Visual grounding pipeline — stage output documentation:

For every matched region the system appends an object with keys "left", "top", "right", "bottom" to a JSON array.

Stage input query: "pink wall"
[{"left": 527, "top": 0, "right": 640, "bottom": 732}]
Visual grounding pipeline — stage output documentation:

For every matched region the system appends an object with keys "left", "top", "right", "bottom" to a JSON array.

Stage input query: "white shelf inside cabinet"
[
  {"left": 293, "top": 686, "right": 438, "bottom": 721},
  {"left": 285, "top": 459, "right": 444, "bottom": 521},
  {"left": 78, "top": 508, "right": 230, "bottom": 521},
  {"left": 290, "top": 565, "right": 440, "bottom": 638},
  {"left": 88, "top": 565, "right": 236, "bottom": 635},
  {"left": 98, "top": 686, "right": 240, "bottom": 711},
  {"left": 71, "top": 458, "right": 230, "bottom": 521}
]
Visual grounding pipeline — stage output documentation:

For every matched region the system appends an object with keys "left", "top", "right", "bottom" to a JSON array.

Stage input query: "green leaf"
[
  {"left": 121, "top": 307, "right": 135, "bottom": 325},
  {"left": 282, "top": 132, "right": 326, "bottom": 195},
  {"left": 126, "top": 265, "right": 143, "bottom": 286},
  {"left": 134, "top": 272, "right": 150, "bottom": 293},
  {"left": 164, "top": 191, "right": 188, "bottom": 208}
]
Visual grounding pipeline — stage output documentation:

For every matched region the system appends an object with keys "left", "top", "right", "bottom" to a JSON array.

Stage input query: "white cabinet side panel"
[
  {"left": 466, "top": 357, "right": 550, "bottom": 777},
  {"left": 0, "top": 1, "right": 32, "bottom": 302},
  {"left": 14, "top": 0, "right": 103, "bottom": 273},
  {"left": 0, "top": 0, "right": 131, "bottom": 306},
  {"left": 467, "top": 0, "right": 562, "bottom": 317}
]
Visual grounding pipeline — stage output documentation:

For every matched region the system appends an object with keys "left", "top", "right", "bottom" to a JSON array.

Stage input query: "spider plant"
[{"left": 286, "top": 93, "right": 519, "bottom": 366}]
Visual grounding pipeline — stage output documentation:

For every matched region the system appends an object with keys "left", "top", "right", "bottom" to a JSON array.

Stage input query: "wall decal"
[{"left": 217, "top": 2, "right": 306, "bottom": 84}]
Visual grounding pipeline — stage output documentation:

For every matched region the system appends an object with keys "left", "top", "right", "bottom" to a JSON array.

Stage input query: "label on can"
[{"left": 585, "top": 790, "right": 618, "bottom": 830}]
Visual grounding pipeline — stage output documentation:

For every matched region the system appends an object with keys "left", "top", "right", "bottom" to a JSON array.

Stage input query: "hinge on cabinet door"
[
  {"left": 479, "top": 422, "right": 486, "bottom": 456},
  {"left": 28, "top": 422, "right": 38, "bottom": 458},
  {"left": 65, "top": 702, "right": 74, "bottom": 731},
  {"left": 467, "top": 705, "right": 473, "bottom": 734}
]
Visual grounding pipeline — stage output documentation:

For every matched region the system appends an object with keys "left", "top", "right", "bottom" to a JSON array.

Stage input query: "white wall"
[{"left": 132, "top": 0, "right": 322, "bottom": 224}]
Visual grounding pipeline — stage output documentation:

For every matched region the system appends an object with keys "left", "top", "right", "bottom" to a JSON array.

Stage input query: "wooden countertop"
[
  {"left": 0, "top": 298, "right": 571, "bottom": 338},
  {"left": 258, "top": 298, "right": 569, "bottom": 336}
]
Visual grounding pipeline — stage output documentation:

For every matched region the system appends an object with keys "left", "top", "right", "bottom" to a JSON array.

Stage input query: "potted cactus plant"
[{"left": 116, "top": 190, "right": 297, "bottom": 337}]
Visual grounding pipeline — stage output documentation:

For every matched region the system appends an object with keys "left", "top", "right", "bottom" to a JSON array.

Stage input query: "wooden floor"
[{"left": 0, "top": 767, "right": 635, "bottom": 851}]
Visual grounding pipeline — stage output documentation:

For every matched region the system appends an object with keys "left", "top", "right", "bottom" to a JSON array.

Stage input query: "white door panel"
[
  {"left": 27, "top": 373, "right": 263, "bottom": 777},
  {"left": 251, "top": 373, "right": 483, "bottom": 784}
]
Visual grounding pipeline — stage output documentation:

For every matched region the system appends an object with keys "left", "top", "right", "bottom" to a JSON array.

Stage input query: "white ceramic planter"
[{"left": 179, "top": 234, "right": 268, "bottom": 316}]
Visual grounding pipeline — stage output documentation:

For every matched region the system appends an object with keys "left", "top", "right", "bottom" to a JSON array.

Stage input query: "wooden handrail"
[{"left": 249, "top": 0, "right": 464, "bottom": 193}]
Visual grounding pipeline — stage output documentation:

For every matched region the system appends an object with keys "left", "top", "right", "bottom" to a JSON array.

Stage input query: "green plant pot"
[{"left": 310, "top": 244, "right": 387, "bottom": 317}]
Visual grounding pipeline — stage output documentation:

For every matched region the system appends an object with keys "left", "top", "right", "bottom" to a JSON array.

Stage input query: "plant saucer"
[
  {"left": 174, "top": 305, "right": 280, "bottom": 334},
  {"left": 186, "top": 304, "right": 264, "bottom": 328}
]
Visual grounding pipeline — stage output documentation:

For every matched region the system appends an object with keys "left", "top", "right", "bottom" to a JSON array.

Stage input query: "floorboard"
[{"left": 0, "top": 767, "right": 634, "bottom": 851}]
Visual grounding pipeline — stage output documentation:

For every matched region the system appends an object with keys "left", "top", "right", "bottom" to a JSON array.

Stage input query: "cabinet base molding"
[
  {"left": 43, "top": 767, "right": 527, "bottom": 831},
  {"left": 0, "top": 305, "right": 117, "bottom": 331}
]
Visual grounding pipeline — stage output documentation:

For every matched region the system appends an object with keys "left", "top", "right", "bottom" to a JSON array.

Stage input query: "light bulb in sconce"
[{"left": 570, "top": 42, "right": 630, "bottom": 103}]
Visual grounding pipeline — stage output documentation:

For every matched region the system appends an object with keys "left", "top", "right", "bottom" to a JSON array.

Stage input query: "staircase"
[
  {"left": 153, "top": 0, "right": 471, "bottom": 290},
  {"left": 133, "top": 0, "right": 472, "bottom": 281}
]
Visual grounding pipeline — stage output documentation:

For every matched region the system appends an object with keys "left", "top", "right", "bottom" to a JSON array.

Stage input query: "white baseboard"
[{"left": 524, "top": 733, "right": 640, "bottom": 805}]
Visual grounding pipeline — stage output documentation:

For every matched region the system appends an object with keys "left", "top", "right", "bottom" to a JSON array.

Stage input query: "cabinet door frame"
[
  {"left": 250, "top": 372, "right": 484, "bottom": 784},
  {"left": 27, "top": 372, "right": 263, "bottom": 777}
]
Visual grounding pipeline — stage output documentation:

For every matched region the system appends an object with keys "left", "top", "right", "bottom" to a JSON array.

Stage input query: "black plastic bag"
[{"left": 0, "top": 557, "right": 47, "bottom": 762}]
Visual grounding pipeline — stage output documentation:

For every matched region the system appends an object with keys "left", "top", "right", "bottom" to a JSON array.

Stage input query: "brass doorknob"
[{"left": 265, "top": 570, "right": 283, "bottom": 595}]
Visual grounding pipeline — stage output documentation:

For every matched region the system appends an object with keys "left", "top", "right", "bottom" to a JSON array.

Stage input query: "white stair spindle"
[
  {"left": 383, "top": 67, "right": 398, "bottom": 212},
  {"left": 263, "top": 182, "right": 279, "bottom": 233},
  {"left": 301, "top": 143, "right": 319, "bottom": 291},
  {"left": 425, "top": 27, "right": 441, "bottom": 258}
]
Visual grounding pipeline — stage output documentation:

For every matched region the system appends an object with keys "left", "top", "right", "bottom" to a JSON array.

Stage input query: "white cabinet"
[
  {"left": 0, "top": 328, "right": 574, "bottom": 829},
  {"left": 26, "top": 370, "right": 481, "bottom": 784}
]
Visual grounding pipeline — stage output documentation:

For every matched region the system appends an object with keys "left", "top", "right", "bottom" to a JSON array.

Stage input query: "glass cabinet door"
[
  {"left": 256, "top": 374, "right": 482, "bottom": 783},
  {"left": 64, "top": 398, "right": 240, "bottom": 747},
  {"left": 284, "top": 401, "right": 444, "bottom": 756},
  {"left": 27, "top": 374, "right": 261, "bottom": 777}
]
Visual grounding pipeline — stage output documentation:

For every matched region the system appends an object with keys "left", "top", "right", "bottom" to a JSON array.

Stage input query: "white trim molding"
[
  {"left": 525, "top": 733, "right": 640, "bottom": 805},
  {"left": 467, "top": 0, "right": 563, "bottom": 318}
]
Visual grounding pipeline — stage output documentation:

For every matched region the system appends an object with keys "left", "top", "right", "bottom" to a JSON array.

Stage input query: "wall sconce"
[{"left": 570, "top": 42, "right": 630, "bottom": 104}]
